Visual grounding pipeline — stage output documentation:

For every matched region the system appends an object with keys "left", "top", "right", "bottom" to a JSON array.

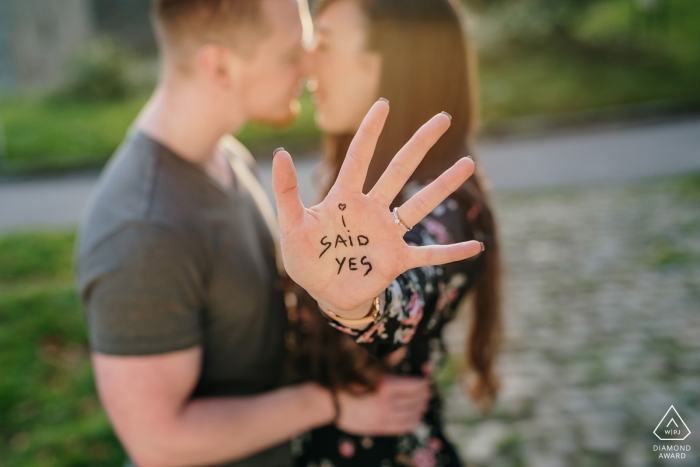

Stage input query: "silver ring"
[{"left": 393, "top": 207, "right": 412, "bottom": 232}]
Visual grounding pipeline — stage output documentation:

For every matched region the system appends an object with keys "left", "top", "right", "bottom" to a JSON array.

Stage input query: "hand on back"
[{"left": 336, "top": 374, "right": 431, "bottom": 436}]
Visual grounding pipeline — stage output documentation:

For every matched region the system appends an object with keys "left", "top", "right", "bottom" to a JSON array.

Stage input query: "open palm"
[{"left": 272, "top": 100, "right": 483, "bottom": 318}]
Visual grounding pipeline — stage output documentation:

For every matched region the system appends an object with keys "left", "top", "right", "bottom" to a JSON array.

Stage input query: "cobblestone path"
[{"left": 441, "top": 173, "right": 700, "bottom": 467}]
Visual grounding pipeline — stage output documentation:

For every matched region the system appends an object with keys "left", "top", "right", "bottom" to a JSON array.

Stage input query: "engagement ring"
[{"left": 393, "top": 207, "right": 412, "bottom": 232}]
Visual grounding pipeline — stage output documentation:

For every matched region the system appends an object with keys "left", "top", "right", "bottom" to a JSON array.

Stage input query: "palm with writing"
[{"left": 272, "top": 100, "right": 483, "bottom": 321}]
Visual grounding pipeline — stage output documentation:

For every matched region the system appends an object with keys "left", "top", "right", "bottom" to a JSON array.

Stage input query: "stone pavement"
[
  {"left": 476, "top": 116, "right": 700, "bottom": 190},
  {"left": 441, "top": 174, "right": 700, "bottom": 467},
  {"left": 1, "top": 116, "right": 700, "bottom": 233}
]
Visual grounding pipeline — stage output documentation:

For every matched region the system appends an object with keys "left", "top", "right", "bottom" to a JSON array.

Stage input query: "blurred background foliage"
[
  {"left": 468, "top": 0, "right": 700, "bottom": 121},
  {"left": 0, "top": 0, "right": 698, "bottom": 175},
  {"left": 50, "top": 38, "right": 134, "bottom": 104}
]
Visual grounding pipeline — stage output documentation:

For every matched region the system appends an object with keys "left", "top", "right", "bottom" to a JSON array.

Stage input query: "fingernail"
[
  {"left": 440, "top": 111, "right": 452, "bottom": 121},
  {"left": 273, "top": 147, "right": 285, "bottom": 156},
  {"left": 466, "top": 154, "right": 476, "bottom": 165},
  {"left": 378, "top": 97, "right": 389, "bottom": 105},
  {"left": 480, "top": 242, "right": 485, "bottom": 252}
]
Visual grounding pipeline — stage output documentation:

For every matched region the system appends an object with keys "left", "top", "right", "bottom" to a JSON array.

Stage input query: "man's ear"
[{"left": 196, "top": 43, "right": 241, "bottom": 91}]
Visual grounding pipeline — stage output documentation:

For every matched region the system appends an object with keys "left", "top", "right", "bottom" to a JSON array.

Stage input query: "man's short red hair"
[{"left": 152, "top": 0, "right": 271, "bottom": 60}]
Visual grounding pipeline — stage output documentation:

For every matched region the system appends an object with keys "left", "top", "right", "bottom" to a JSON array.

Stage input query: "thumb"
[{"left": 272, "top": 148, "right": 305, "bottom": 235}]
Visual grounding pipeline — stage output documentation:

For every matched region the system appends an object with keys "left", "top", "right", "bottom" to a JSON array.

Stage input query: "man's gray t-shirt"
[{"left": 75, "top": 130, "right": 291, "bottom": 467}]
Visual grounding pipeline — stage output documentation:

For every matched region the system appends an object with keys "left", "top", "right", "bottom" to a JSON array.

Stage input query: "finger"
[
  {"left": 389, "top": 386, "right": 430, "bottom": 405},
  {"left": 396, "top": 157, "right": 475, "bottom": 228},
  {"left": 389, "top": 389, "right": 431, "bottom": 412},
  {"left": 405, "top": 241, "right": 483, "bottom": 270},
  {"left": 271, "top": 148, "right": 305, "bottom": 236},
  {"left": 390, "top": 395, "right": 430, "bottom": 412},
  {"left": 389, "top": 385, "right": 430, "bottom": 406},
  {"left": 335, "top": 99, "right": 390, "bottom": 193},
  {"left": 386, "top": 376, "right": 430, "bottom": 397},
  {"left": 387, "top": 383, "right": 430, "bottom": 406},
  {"left": 368, "top": 112, "right": 451, "bottom": 206}
]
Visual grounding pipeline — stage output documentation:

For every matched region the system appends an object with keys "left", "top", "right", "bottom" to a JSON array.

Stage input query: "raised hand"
[{"left": 271, "top": 99, "right": 483, "bottom": 319}]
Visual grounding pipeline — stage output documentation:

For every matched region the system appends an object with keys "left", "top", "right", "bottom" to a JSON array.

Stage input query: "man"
[{"left": 75, "top": 1, "right": 433, "bottom": 466}]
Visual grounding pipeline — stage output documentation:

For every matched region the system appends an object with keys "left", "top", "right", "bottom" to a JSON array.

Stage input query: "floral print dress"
[{"left": 292, "top": 182, "right": 489, "bottom": 467}]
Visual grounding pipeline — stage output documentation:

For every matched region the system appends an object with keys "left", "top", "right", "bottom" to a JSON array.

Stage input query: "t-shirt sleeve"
[{"left": 77, "top": 224, "right": 206, "bottom": 355}]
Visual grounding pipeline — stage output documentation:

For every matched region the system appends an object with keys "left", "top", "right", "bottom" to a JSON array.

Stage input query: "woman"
[{"left": 290, "top": 0, "right": 502, "bottom": 466}]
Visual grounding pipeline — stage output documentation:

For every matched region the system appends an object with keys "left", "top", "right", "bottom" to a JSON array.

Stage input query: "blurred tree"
[
  {"left": 465, "top": 0, "right": 610, "bottom": 49},
  {"left": 90, "top": 0, "right": 156, "bottom": 54},
  {"left": 463, "top": 0, "right": 673, "bottom": 58},
  {"left": 462, "top": 0, "right": 672, "bottom": 61},
  {"left": 631, "top": 0, "right": 671, "bottom": 39},
  {"left": 50, "top": 37, "right": 132, "bottom": 103}
]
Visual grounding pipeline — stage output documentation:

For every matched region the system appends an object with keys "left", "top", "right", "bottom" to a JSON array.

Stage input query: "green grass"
[
  {"left": 0, "top": 93, "right": 321, "bottom": 175},
  {"left": 671, "top": 171, "right": 700, "bottom": 198},
  {"left": 0, "top": 233, "right": 76, "bottom": 284},
  {"left": 647, "top": 238, "right": 698, "bottom": 269},
  {"left": 0, "top": 231, "right": 126, "bottom": 467},
  {"left": 0, "top": 97, "right": 146, "bottom": 174}
]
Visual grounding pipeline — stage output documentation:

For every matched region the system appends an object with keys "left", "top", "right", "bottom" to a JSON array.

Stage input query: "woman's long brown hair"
[{"left": 298, "top": 0, "right": 502, "bottom": 410}]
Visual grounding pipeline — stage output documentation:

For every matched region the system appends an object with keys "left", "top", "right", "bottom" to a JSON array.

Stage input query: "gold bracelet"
[{"left": 318, "top": 295, "right": 381, "bottom": 327}]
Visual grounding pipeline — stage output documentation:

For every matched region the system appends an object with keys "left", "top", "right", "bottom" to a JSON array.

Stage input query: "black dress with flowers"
[{"left": 292, "top": 182, "right": 489, "bottom": 467}]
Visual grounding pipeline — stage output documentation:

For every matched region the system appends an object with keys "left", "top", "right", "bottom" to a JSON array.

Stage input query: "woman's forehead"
[{"left": 315, "top": 1, "right": 368, "bottom": 48}]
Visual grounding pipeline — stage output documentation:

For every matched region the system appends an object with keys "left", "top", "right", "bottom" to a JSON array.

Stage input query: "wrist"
[
  {"left": 317, "top": 297, "right": 374, "bottom": 320},
  {"left": 303, "top": 383, "right": 337, "bottom": 427}
]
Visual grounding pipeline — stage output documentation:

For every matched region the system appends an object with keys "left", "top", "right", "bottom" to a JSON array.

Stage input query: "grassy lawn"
[
  {"left": 0, "top": 233, "right": 126, "bottom": 466},
  {"left": 0, "top": 0, "right": 698, "bottom": 175},
  {"left": 0, "top": 93, "right": 321, "bottom": 175}
]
